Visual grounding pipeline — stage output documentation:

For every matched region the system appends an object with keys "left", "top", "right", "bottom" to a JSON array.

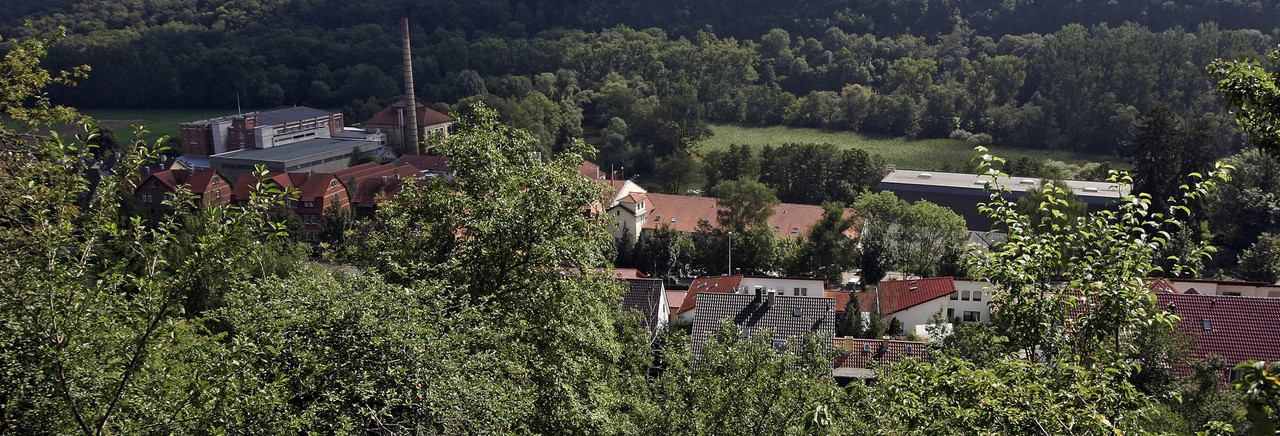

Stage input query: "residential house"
[
  {"left": 332, "top": 162, "right": 421, "bottom": 220},
  {"left": 623, "top": 278, "right": 670, "bottom": 335},
  {"left": 690, "top": 291, "right": 837, "bottom": 359},
  {"left": 395, "top": 154, "right": 454, "bottom": 179},
  {"left": 832, "top": 337, "right": 930, "bottom": 381},
  {"left": 675, "top": 275, "right": 828, "bottom": 322},
  {"left": 1162, "top": 278, "right": 1280, "bottom": 298},
  {"left": 134, "top": 168, "right": 232, "bottom": 221},
  {"left": 866, "top": 278, "right": 992, "bottom": 337},
  {"left": 1156, "top": 292, "right": 1280, "bottom": 381},
  {"left": 625, "top": 193, "right": 857, "bottom": 242},
  {"left": 230, "top": 170, "right": 349, "bottom": 243}
]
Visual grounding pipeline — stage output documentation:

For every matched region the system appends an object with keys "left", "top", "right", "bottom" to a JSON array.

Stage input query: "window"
[
  {"left": 962, "top": 311, "right": 980, "bottom": 322},
  {"left": 654, "top": 215, "right": 662, "bottom": 222},
  {"left": 950, "top": 291, "right": 958, "bottom": 300},
  {"left": 330, "top": 180, "right": 338, "bottom": 188},
  {"left": 794, "top": 287, "right": 808, "bottom": 296},
  {"left": 1223, "top": 292, "right": 1242, "bottom": 296},
  {"left": 163, "top": 193, "right": 173, "bottom": 201},
  {"left": 773, "top": 226, "right": 781, "bottom": 231},
  {"left": 151, "top": 180, "right": 159, "bottom": 188},
  {"left": 1201, "top": 318, "right": 1213, "bottom": 332},
  {"left": 961, "top": 290, "right": 971, "bottom": 301},
  {"left": 286, "top": 200, "right": 295, "bottom": 208},
  {"left": 303, "top": 201, "right": 314, "bottom": 208},
  {"left": 142, "top": 194, "right": 153, "bottom": 203},
  {"left": 215, "top": 189, "right": 222, "bottom": 199},
  {"left": 791, "top": 227, "right": 799, "bottom": 233},
  {"left": 771, "top": 339, "right": 787, "bottom": 350},
  {"left": 211, "top": 178, "right": 219, "bottom": 185},
  {"left": 671, "top": 217, "right": 678, "bottom": 223},
  {"left": 973, "top": 291, "right": 983, "bottom": 301},
  {"left": 946, "top": 308, "right": 954, "bottom": 319}
]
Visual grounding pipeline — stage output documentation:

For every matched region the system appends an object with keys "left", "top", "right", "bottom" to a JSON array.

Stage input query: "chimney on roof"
[
  {"left": 766, "top": 289, "right": 777, "bottom": 307},
  {"left": 753, "top": 286, "right": 763, "bottom": 305},
  {"left": 401, "top": 17, "right": 420, "bottom": 155},
  {"left": 145, "top": 167, "right": 151, "bottom": 176}
]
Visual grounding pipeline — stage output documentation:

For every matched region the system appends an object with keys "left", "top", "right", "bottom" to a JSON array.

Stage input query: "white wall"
[
  {"left": 1169, "top": 279, "right": 1280, "bottom": 298},
  {"left": 738, "top": 277, "right": 826, "bottom": 297},
  {"left": 887, "top": 279, "right": 992, "bottom": 334}
]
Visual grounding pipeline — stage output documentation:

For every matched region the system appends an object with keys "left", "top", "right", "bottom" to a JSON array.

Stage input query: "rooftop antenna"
[{"left": 236, "top": 92, "right": 242, "bottom": 116}]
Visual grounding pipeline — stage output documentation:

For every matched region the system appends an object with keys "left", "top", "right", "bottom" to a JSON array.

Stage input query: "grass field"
[
  {"left": 697, "top": 124, "right": 1122, "bottom": 171},
  {"left": 77, "top": 108, "right": 246, "bottom": 144}
]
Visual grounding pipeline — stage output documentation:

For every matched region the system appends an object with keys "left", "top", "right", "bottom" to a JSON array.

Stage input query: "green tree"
[
  {"left": 801, "top": 201, "right": 859, "bottom": 283},
  {"left": 970, "top": 147, "right": 1228, "bottom": 361},
  {"left": 357, "top": 103, "right": 636, "bottom": 433},
  {"left": 710, "top": 178, "right": 779, "bottom": 232},
  {"left": 1238, "top": 233, "right": 1280, "bottom": 283},
  {"left": 1209, "top": 47, "right": 1280, "bottom": 159},
  {"left": 837, "top": 292, "right": 865, "bottom": 337}
]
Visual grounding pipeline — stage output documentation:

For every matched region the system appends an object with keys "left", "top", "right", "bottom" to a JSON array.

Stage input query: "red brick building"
[
  {"left": 133, "top": 168, "right": 232, "bottom": 220},
  {"left": 231, "top": 170, "right": 349, "bottom": 243}
]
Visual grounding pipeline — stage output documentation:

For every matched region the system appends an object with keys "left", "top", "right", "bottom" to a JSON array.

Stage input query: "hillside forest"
[{"left": 2, "top": 3, "right": 1280, "bottom": 432}]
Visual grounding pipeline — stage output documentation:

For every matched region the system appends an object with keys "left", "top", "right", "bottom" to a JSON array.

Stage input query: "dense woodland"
[{"left": 2, "top": 0, "right": 1278, "bottom": 162}]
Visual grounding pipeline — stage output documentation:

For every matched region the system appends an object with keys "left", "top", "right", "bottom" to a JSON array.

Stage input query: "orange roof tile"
[
  {"left": 642, "top": 193, "right": 856, "bottom": 239},
  {"left": 364, "top": 102, "right": 453, "bottom": 127}
]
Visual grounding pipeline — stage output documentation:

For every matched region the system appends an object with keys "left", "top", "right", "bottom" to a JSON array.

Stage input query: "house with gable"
[
  {"left": 1155, "top": 292, "right": 1280, "bottom": 381},
  {"left": 622, "top": 278, "right": 670, "bottom": 336},
  {"left": 230, "top": 169, "right": 350, "bottom": 243},
  {"left": 864, "top": 277, "right": 992, "bottom": 336},
  {"left": 675, "top": 275, "right": 828, "bottom": 322},
  {"left": 133, "top": 168, "right": 232, "bottom": 221},
  {"left": 1162, "top": 278, "right": 1280, "bottom": 298},
  {"left": 690, "top": 290, "right": 837, "bottom": 360}
]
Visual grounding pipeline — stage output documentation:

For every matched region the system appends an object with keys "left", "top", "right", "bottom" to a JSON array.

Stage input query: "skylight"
[{"left": 1201, "top": 318, "right": 1213, "bottom": 332}]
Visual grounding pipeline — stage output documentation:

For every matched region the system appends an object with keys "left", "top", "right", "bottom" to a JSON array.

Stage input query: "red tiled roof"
[
  {"left": 609, "top": 268, "right": 646, "bottom": 279},
  {"left": 620, "top": 192, "right": 648, "bottom": 203},
  {"left": 666, "top": 290, "right": 687, "bottom": 315},
  {"left": 395, "top": 154, "right": 453, "bottom": 172},
  {"left": 578, "top": 161, "right": 605, "bottom": 180},
  {"left": 834, "top": 338, "right": 931, "bottom": 369},
  {"left": 826, "top": 290, "right": 853, "bottom": 314},
  {"left": 642, "top": 193, "right": 857, "bottom": 239},
  {"left": 296, "top": 173, "right": 339, "bottom": 201},
  {"left": 364, "top": 102, "right": 453, "bottom": 127},
  {"left": 1158, "top": 293, "right": 1280, "bottom": 368},
  {"left": 876, "top": 278, "right": 957, "bottom": 314},
  {"left": 680, "top": 275, "right": 744, "bottom": 314},
  {"left": 231, "top": 171, "right": 296, "bottom": 201}
]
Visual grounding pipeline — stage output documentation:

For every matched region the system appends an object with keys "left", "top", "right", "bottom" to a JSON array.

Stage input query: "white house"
[
  {"left": 676, "top": 275, "right": 828, "bottom": 322},
  {"left": 869, "top": 277, "right": 992, "bottom": 337}
]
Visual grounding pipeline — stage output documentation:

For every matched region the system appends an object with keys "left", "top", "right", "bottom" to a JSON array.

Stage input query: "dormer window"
[{"left": 303, "top": 201, "right": 314, "bottom": 208}]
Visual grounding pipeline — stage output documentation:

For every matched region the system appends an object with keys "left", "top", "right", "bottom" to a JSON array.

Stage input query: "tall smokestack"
[{"left": 401, "top": 17, "right": 420, "bottom": 154}]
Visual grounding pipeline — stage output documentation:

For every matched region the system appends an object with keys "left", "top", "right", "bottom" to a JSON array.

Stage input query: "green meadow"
[{"left": 697, "top": 124, "right": 1123, "bottom": 171}]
